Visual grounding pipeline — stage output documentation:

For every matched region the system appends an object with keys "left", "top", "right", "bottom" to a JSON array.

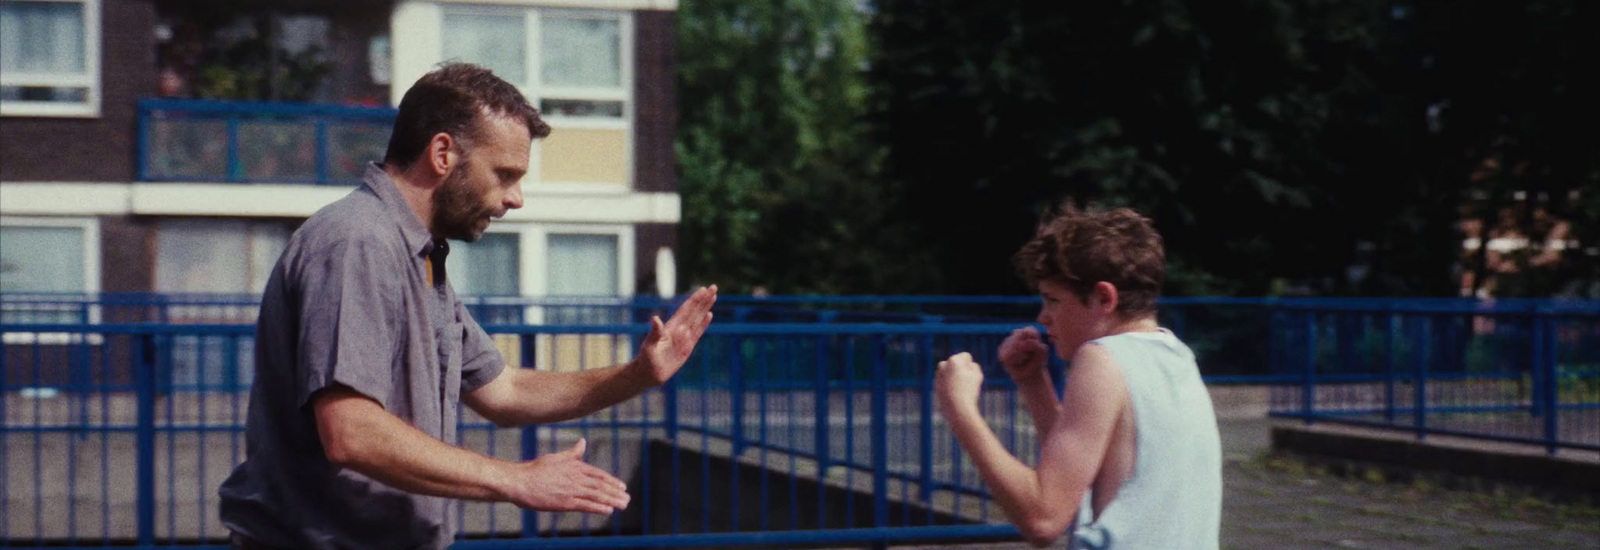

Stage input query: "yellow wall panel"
[
  {"left": 540, "top": 128, "right": 628, "bottom": 184},
  {"left": 535, "top": 333, "right": 633, "bottom": 373}
]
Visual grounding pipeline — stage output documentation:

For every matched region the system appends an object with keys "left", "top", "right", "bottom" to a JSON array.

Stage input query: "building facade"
[{"left": 0, "top": 0, "right": 682, "bottom": 317}]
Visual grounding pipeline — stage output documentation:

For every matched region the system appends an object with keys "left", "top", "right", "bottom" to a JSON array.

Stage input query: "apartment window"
[
  {"left": 529, "top": 228, "right": 631, "bottom": 375},
  {"left": 548, "top": 233, "right": 618, "bottom": 296},
  {"left": 547, "top": 231, "right": 623, "bottom": 325},
  {"left": 155, "top": 219, "right": 288, "bottom": 322},
  {"left": 0, "top": 217, "right": 100, "bottom": 343},
  {"left": 449, "top": 231, "right": 521, "bottom": 297},
  {"left": 155, "top": 219, "right": 285, "bottom": 389},
  {"left": 442, "top": 7, "right": 526, "bottom": 86},
  {"left": 440, "top": 5, "right": 632, "bottom": 189},
  {"left": 448, "top": 230, "right": 523, "bottom": 326},
  {"left": 0, "top": 0, "right": 100, "bottom": 117}
]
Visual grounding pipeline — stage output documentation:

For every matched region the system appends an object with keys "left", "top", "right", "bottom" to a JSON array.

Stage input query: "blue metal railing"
[
  {"left": 6, "top": 293, "right": 1600, "bottom": 382},
  {"left": 2, "top": 298, "right": 1597, "bottom": 547},
  {"left": 138, "top": 99, "right": 397, "bottom": 185},
  {"left": 1267, "top": 301, "right": 1600, "bottom": 454},
  {"left": 0, "top": 322, "right": 1034, "bottom": 548}
]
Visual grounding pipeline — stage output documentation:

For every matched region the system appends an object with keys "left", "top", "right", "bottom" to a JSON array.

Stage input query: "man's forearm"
[
  {"left": 490, "top": 360, "right": 656, "bottom": 425},
  {"left": 322, "top": 396, "right": 512, "bottom": 502}
]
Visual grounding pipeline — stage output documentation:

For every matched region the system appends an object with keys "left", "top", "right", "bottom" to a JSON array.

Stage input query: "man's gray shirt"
[{"left": 219, "top": 163, "right": 506, "bottom": 550}]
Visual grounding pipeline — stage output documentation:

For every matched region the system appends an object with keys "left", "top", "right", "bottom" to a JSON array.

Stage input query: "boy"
[{"left": 935, "top": 205, "right": 1221, "bottom": 549}]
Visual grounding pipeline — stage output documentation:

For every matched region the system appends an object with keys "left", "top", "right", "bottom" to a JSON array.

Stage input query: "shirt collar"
[{"left": 362, "top": 162, "right": 437, "bottom": 259}]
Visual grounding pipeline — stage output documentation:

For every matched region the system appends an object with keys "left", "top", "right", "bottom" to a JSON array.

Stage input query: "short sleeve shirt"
[{"left": 218, "top": 163, "right": 506, "bottom": 550}]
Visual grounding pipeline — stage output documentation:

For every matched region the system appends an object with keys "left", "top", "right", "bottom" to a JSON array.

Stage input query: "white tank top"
[{"left": 1070, "top": 329, "right": 1223, "bottom": 549}]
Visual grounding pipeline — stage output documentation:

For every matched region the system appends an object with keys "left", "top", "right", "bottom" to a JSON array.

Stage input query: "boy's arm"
[
  {"left": 1012, "top": 369, "right": 1062, "bottom": 435},
  {"left": 938, "top": 345, "right": 1126, "bottom": 547}
]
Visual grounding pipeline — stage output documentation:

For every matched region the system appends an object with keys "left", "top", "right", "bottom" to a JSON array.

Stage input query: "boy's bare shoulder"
[{"left": 1062, "top": 343, "right": 1129, "bottom": 408}]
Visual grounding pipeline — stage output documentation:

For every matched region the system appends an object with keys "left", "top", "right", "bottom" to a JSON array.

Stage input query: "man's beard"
[{"left": 433, "top": 163, "right": 494, "bottom": 242}]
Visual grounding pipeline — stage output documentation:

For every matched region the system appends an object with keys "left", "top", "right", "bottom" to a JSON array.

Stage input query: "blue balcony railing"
[{"left": 137, "top": 98, "right": 397, "bottom": 185}]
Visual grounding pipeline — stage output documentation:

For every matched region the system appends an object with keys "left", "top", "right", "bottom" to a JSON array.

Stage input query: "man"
[
  {"left": 934, "top": 205, "right": 1221, "bottom": 549},
  {"left": 218, "top": 63, "right": 718, "bottom": 550}
]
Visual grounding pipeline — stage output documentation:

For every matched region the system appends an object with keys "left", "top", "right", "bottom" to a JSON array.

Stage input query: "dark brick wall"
[
  {"left": 632, "top": 10, "right": 677, "bottom": 194},
  {"left": 0, "top": 0, "right": 156, "bottom": 182},
  {"left": 100, "top": 215, "right": 155, "bottom": 296}
]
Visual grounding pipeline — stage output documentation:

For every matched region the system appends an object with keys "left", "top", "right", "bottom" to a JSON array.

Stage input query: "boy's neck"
[{"left": 1103, "top": 315, "right": 1161, "bottom": 337}]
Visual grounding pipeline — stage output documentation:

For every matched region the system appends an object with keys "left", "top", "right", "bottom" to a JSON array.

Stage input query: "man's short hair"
[
  {"left": 1013, "top": 203, "right": 1166, "bottom": 317},
  {"left": 383, "top": 63, "right": 551, "bottom": 168}
]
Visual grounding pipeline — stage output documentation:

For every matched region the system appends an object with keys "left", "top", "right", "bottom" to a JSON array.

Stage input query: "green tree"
[
  {"left": 1398, "top": 0, "right": 1599, "bottom": 298},
  {"left": 870, "top": 0, "right": 1598, "bottom": 297},
  {"left": 677, "top": 0, "right": 934, "bottom": 294}
]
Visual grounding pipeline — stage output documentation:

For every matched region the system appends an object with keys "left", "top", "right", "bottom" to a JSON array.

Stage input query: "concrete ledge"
[{"left": 1271, "top": 420, "right": 1600, "bottom": 502}]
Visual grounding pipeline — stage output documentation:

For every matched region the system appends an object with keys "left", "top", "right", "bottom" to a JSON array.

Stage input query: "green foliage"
[
  {"left": 869, "top": 0, "right": 1598, "bottom": 296},
  {"left": 674, "top": 0, "right": 1596, "bottom": 296},
  {"left": 676, "top": 0, "right": 936, "bottom": 294},
  {"left": 191, "top": 16, "right": 332, "bottom": 102}
]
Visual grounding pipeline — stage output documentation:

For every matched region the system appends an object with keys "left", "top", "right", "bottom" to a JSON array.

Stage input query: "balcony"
[{"left": 138, "top": 98, "right": 396, "bottom": 185}]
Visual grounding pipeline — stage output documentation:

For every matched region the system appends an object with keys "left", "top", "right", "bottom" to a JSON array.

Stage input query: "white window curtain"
[
  {"left": 155, "top": 220, "right": 287, "bottom": 295},
  {"left": 547, "top": 233, "right": 617, "bottom": 296},
  {"left": 0, "top": 1, "right": 85, "bottom": 75},
  {"left": 448, "top": 232, "right": 520, "bottom": 296},
  {"left": 0, "top": 225, "right": 85, "bottom": 293},
  {"left": 0, "top": 222, "right": 93, "bottom": 327},
  {"left": 442, "top": 9, "right": 526, "bottom": 86},
  {"left": 540, "top": 16, "right": 620, "bottom": 88}
]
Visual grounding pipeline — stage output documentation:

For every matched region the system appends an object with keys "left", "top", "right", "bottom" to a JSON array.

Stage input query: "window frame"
[
  {"left": 0, "top": 215, "right": 102, "bottom": 344},
  {"left": 436, "top": 3, "right": 634, "bottom": 192},
  {"left": 153, "top": 218, "right": 289, "bottom": 324},
  {"left": 0, "top": 0, "right": 102, "bottom": 118},
  {"left": 520, "top": 222, "right": 634, "bottom": 324}
]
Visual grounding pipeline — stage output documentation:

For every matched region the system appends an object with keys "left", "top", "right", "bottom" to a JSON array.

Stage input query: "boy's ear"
[{"left": 1093, "top": 281, "right": 1120, "bottom": 314}]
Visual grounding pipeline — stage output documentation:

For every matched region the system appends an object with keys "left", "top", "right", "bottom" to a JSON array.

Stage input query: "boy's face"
[{"left": 1035, "top": 280, "right": 1105, "bottom": 360}]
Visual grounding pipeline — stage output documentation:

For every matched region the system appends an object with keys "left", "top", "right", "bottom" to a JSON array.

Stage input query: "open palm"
[{"left": 638, "top": 285, "right": 717, "bottom": 385}]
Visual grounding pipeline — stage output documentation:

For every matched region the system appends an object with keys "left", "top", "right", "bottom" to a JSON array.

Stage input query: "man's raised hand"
[{"left": 636, "top": 285, "right": 718, "bottom": 386}]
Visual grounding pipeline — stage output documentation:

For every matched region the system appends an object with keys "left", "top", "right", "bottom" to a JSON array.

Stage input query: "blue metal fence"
[
  {"left": 1267, "top": 300, "right": 1600, "bottom": 454},
  {"left": 1, "top": 322, "right": 1038, "bottom": 548},
  {"left": 138, "top": 99, "right": 397, "bottom": 185},
  {"left": 3, "top": 296, "right": 1597, "bottom": 547}
]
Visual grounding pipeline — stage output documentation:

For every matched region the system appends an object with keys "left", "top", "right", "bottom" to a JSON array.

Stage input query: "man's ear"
[
  {"left": 425, "top": 132, "right": 458, "bottom": 177},
  {"left": 1092, "top": 281, "right": 1120, "bottom": 315}
]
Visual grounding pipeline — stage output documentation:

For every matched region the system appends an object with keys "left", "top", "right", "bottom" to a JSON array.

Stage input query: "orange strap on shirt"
[{"left": 425, "top": 257, "right": 434, "bottom": 286}]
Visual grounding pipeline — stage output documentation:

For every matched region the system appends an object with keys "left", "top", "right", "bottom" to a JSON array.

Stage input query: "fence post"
[
  {"left": 1384, "top": 307, "right": 1397, "bottom": 424},
  {"left": 1302, "top": 310, "right": 1316, "bottom": 424},
  {"left": 1414, "top": 315, "right": 1431, "bottom": 441},
  {"left": 870, "top": 337, "right": 889, "bottom": 534},
  {"left": 135, "top": 333, "right": 158, "bottom": 546},
  {"left": 1536, "top": 307, "right": 1559, "bottom": 455},
  {"left": 731, "top": 335, "right": 746, "bottom": 456},
  {"left": 919, "top": 335, "right": 935, "bottom": 503},
  {"left": 1267, "top": 303, "right": 1280, "bottom": 383},
  {"left": 314, "top": 119, "right": 330, "bottom": 184},
  {"left": 226, "top": 116, "right": 242, "bottom": 182},
  {"left": 814, "top": 335, "right": 830, "bottom": 518}
]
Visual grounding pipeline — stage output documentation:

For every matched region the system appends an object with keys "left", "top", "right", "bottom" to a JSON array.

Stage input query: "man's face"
[
  {"left": 433, "top": 115, "right": 531, "bottom": 242},
  {"left": 1035, "top": 279, "right": 1104, "bottom": 360}
]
